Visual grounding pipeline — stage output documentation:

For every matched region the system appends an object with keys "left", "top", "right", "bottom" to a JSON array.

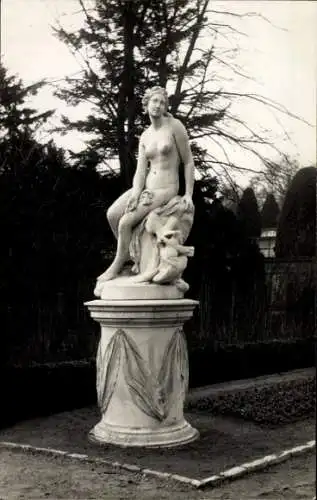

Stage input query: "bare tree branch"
[{"left": 172, "top": 0, "right": 209, "bottom": 113}]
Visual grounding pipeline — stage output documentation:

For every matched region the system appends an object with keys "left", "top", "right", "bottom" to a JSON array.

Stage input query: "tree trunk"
[{"left": 117, "top": 0, "right": 137, "bottom": 190}]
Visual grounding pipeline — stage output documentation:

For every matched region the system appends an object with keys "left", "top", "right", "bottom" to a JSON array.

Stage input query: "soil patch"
[{"left": 0, "top": 407, "right": 314, "bottom": 481}]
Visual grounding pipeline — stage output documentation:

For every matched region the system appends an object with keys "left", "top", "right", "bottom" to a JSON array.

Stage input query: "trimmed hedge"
[
  {"left": 1, "top": 360, "right": 96, "bottom": 429},
  {"left": 1, "top": 338, "right": 314, "bottom": 429},
  {"left": 188, "top": 338, "right": 315, "bottom": 388}
]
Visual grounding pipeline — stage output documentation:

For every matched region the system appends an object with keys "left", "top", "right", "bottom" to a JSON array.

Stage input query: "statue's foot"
[
  {"left": 130, "top": 270, "right": 157, "bottom": 283},
  {"left": 130, "top": 275, "right": 148, "bottom": 283},
  {"left": 97, "top": 263, "right": 121, "bottom": 283}
]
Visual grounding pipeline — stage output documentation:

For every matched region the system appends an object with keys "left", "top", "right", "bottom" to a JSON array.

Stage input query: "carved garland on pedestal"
[{"left": 96, "top": 328, "right": 189, "bottom": 421}]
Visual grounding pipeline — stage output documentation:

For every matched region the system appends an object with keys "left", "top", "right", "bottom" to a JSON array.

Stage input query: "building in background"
[{"left": 258, "top": 228, "right": 276, "bottom": 258}]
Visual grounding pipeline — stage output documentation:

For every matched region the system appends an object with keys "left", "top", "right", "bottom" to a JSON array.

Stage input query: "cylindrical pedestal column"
[{"left": 85, "top": 299, "right": 199, "bottom": 448}]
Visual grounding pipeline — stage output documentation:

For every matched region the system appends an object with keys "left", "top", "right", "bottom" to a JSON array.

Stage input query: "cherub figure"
[
  {"left": 131, "top": 212, "right": 194, "bottom": 292},
  {"left": 153, "top": 228, "right": 194, "bottom": 292}
]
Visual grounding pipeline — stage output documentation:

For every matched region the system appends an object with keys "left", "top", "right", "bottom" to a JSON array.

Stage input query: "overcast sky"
[{"left": 2, "top": 0, "right": 317, "bottom": 183}]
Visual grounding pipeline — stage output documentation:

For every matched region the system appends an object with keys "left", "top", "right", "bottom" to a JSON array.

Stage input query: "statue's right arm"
[{"left": 132, "top": 133, "right": 148, "bottom": 196}]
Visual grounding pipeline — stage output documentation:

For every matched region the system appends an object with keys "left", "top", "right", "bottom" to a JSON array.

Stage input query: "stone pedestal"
[{"left": 85, "top": 297, "right": 199, "bottom": 448}]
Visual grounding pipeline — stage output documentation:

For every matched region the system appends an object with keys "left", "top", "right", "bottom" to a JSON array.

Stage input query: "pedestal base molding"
[{"left": 89, "top": 419, "right": 199, "bottom": 448}]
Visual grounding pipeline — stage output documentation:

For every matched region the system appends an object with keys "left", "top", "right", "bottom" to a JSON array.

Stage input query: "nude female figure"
[{"left": 97, "top": 86, "right": 195, "bottom": 282}]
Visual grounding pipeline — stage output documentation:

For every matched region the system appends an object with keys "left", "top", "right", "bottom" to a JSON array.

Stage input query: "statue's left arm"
[{"left": 172, "top": 119, "right": 195, "bottom": 207}]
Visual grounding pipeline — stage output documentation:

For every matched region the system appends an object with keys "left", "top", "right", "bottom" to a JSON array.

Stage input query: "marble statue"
[
  {"left": 94, "top": 86, "right": 195, "bottom": 298},
  {"left": 86, "top": 86, "right": 199, "bottom": 447}
]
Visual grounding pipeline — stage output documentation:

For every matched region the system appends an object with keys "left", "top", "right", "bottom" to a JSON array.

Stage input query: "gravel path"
[
  {"left": 0, "top": 408, "right": 314, "bottom": 480},
  {"left": 0, "top": 448, "right": 315, "bottom": 499}
]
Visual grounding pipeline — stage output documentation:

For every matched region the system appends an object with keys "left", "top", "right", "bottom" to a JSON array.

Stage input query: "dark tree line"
[{"left": 0, "top": 66, "right": 122, "bottom": 365}]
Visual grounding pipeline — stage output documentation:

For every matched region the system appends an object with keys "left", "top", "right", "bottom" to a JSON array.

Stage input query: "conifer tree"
[
  {"left": 236, "top": 187, "right": 262, "bottom": 239},
  {"left": 275, "top": 167, "right": 316, "bottom": 258},
  {"left": 0, "top": 65, "right": 53, "bottom": 140},
  {"left": 261, "top": 193, "right": 280, "bottom": 229}
]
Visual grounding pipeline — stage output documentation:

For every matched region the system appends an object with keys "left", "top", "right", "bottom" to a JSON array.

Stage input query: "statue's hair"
[{"left": 142, "top": 86, "right": 169, "bottom": 114}]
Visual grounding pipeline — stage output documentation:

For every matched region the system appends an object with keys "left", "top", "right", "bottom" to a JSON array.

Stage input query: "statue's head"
[{"left": 142, "top": 86, "right": 169, "bottom": 115}]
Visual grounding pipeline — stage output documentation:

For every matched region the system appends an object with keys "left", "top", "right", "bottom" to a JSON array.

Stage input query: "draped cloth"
[{"left": 129, "top": 195, "right": 194, "bottom": 278}]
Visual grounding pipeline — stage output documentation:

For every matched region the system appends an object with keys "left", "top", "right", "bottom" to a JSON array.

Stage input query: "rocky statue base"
[{"left": 85, "top": 280, "right": 199, "bottom": 448}]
